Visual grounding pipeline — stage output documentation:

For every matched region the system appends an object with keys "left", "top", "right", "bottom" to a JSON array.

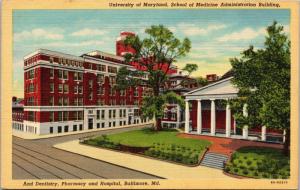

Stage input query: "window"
[
  {"left": 58, "top": 70, "right": 63, "bottom": 79},
  {"left": 171, "top": 113, "right": 176, "bottom": 120},
  {"left": 109, "top": 76, "right": 116, "bottom": 85},
  {"left": 78, "top": 98, "right": 83, "bottom": 106},
  {"left": 101, "top": 110, "right": 105, "bottom": 119},
  {"left": 113, "top": 121, "right": 116, "bottom": 127},
  {"left": 113, "top": 110, "right": 116, "bottom": 118},
  {"left": 134, "top": 99, "right": 139, "bottom": 105},
  {"left": 89, "top": 92, "right": 93, "bottom": 100},
  {"left": 78, "top": 111, "right": 83, "bottom": 120},
  {"left": 74, "top": 72, "right": 78, "bottom": 80},
  {"left": 28, "top": 69, "right": 35, "bottom": 79},
  {"left": 79, "top": 124, "right": 83, "bottom": 130},
  {"left": 63, "top": 97, "right": 68, "bottom": 106},
  {"left": 78, "top": 85, "right": 83, "bottom": 94},
  {"left": 97, "top": 64, "right": 106, "bottom": 72},
  {"left": 64, "top": 125, "right": 68, "bottom": 132},
  {"left": 97, "top": 74, "right": 104, "bottom": 84},
  {"left": 109, "top": 122, "right": 111, "bottom": 127},
  {"left": 119, "top": 110, "right": 123, "bottom": 117},
  {"left": 58, "top": 97, "right": 63, "bottom": 106},
  {"left": 109, "top": 110, "right": 112, "bottom": 118},
  {"left": 97, "top": 123, "right": 100, "bottom": 128},
  {"left": 49, "top": 112, "right": 54, "bottom": 122},
  {"left": 58, "top": 126, "right": 62, "bottom": 133},
  {"left": 28, "top": 83, "right": 35, "bottom": 93},
  {"left": 97, "top": 110, "right": 100, "bottom": 120},
  {"left": 89, "top": 80, "right": 93, "bottom": 89},
  {"left": 49, "top": 96, "right": 54, "bottom": 106},
  {"left": 120, "top": 90, "right": 125, "bottom": 96},
  {"left": 73, "top": 125, "right": 77, "bottom": 131},
  {"left": 109, "top": 88, "right": 116, "bottom": 96},
  {"left": 108, "top": 66, "right": 117, "bottom": 73},
  {"left": 49, "top": 127, "right": 53, "bottom": 134},
  {"left": 134, "top": 89, "right": 138, "bottom": 97},
  {"left": 58, "top": 112, "right": 63, "bottom": 121},
  {"left": 63, "top": 111, "right": 68, "bottom": 121},
  {"left": 28, "top": 111, "right": 35, "bottom": 121},
  {"left": 50, "top": 69, "right": 54, "bottom": 78},
  {"left": 27, "top": 97, "right": 35, "bottom": 106},
  {"left": 50, "top": 83, "right": 54, "bottom": 93},
  {"left": 97, "top": 99, "right": 104, "bottom": 106},
  {"left": 58, "top": 84, "right": 63, "bottom": 93},
  {"left": 123, "top": 109, "right": 126, "bottom": 117},
  {"left": 78, "top": 73, "right": 83, "bottom": 81},
  {"left": 164, "top": 112, "right": 168, "bottom": 119},
  {"left": 88, "top": 118, "right": 93, "bottom": 129},
  {"left": 64, "top": 84, "right": 69, "bottom": 93},
  {"left": 63, "top": 70, "right": 68, "bottom": 79},
  {"left": 74, "top": 86, "right": 78, "bottom": 94},
  {"left": 98, "top": 86, "right": 104, "bottom": 95},
  {"left": 101, "top": 123, "right": 105, "bottom": 128}
]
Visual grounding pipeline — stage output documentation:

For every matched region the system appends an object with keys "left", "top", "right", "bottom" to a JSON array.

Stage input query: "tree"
[
  {"left": 195, "top": 76, "right": 209, "bottom": 86},
  {"left": 116, "top": 25, "right": 197, "bottom": 130},
  {"left": 229, "top": 21, "right": 290, "bottom": 155}
]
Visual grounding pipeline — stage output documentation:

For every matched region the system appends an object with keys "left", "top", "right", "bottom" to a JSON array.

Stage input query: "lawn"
[
  {"left": 225, "top": 147, "right": 290, "bottom": 179},
  {"left": 82, "top": 128, "right": 212, "bottom": 165}
]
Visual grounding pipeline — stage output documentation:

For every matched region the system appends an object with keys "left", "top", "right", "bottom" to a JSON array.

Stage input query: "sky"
[{"left": 13, "top": 9, "right": 290, "bottom": 98}]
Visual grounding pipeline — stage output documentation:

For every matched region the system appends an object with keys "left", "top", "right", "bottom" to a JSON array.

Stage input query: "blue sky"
[{"left": 13, "top": 9, "right": 290, "bottom": 98}]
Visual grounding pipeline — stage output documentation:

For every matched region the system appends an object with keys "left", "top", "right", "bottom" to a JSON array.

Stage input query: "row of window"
[
  {"left": 49, "top": 56, "right": 84, "bottom": 68},
  {"left": 163, "top": 112, "right": 177, "bottom": 120},
  {"left": 49, "top": 124, "right": 83, "bottom": 134}
]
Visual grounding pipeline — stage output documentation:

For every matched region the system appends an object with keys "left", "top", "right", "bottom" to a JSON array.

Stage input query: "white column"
[
  {"left": 233, "top": 118, "right": 236, "bottom": 134},
  {"left": 283, "top": 129, "right": 286, "bottom": 143},
  {"left": 176, "top": 105, "right": 181, "bottom": 128},
  {"left": 242, "top": 104, "right": 248, "bottom": 139},
  {"left": 210, "top": 99, "right": 216, "bottom": 135},
  {"left": 184, "top": 100, "right": 190, "bottom": 133},
  {"left": 197, "top": 99, "right": 202, "bottom": 134},
  {"left": 225, "top": 102, "right": 231, "bottom": 137},
  {"left": 261, "top": 126, "right": 266, "bottom": 141}
]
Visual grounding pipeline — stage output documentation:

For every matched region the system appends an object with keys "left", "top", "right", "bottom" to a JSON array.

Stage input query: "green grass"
[
  {"left": 225, "top": 147, "right": 290, "bottom": 179},
  {"left": 91, "top": 128, "right": 211, "bottom": 149},
  {"left": 83, "top": 128, "right": 212, "bottom": 165}
]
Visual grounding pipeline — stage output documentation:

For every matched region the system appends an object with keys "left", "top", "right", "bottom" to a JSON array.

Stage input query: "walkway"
[
  {"left": 178, "top": 133, "right": 283, "bottom": 156},
  {"left": 54, "top": 140, "right": 233, "bottom": 179}
]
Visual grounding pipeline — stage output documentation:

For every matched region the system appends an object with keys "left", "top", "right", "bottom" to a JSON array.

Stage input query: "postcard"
[{"left": 1, "top": 0, "right": 299, "bottom": 189}]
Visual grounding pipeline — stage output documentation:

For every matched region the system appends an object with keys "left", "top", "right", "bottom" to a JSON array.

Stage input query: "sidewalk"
[{"left": 54, "top": 140, "right": 233, "bottom": 179}]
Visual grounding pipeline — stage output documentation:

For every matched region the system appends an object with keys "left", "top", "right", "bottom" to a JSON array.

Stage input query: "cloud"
[
  {"left": 44, "top": 40, "right": 105, "bottom": 47},
  {"left": 14, "top": 28, "right": 64, "bottom": 41},
  {"left": 217, "top": 27, "right": 266, "bottom": 42},
  {"left": 178, "top": 23, "right": 227, "bottom": 36},
  {"left": 71, "top": 28, "right": 107, "bottom": 36}
]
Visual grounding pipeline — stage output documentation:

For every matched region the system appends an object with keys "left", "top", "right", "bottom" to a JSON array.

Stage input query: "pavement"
[
  {"left": 178, "top": 133, "right": 284, "bottom": 156},
  {"left": 12, "top": 124, "right": 159, "bottom": 179},
  {"left": 54, "top": 140, "right": 233, "bottom": 179}
]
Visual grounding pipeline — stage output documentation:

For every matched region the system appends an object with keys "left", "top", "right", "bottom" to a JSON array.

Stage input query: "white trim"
[
  {"left": 24, "top": 49, "right": 84, "bottom": 61},
  {"left": 184, "top": 77, "right": 234, "bottom": 96}
]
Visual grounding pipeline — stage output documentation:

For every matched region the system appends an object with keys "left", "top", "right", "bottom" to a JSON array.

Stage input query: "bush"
[
  {"left": 242, "top": 170, "right": 249, "bottom": 175},
  {"left": 246, "top": 160, "right": 252, "bottom": 165},
  {"left": 233, "top": 168, "right": 239, "bottom": 173}
]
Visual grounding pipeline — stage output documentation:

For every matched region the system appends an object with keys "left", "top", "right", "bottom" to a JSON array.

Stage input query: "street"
[{"left": 12, "top": 125, "right": 160, "bottom": 179}]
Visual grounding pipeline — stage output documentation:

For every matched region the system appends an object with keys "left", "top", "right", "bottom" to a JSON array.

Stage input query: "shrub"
[
  {"left": 242, "top": 170, "right": 249, "bottom": 175},
  {"left": 233, "top": 168, "right": 239, "bottom": 173},
  {"left": 246, "top": 160, "right": 252, "bottom": 165},
  {"left": 249, "top": 166, "right": 255, "bottom": 171}
]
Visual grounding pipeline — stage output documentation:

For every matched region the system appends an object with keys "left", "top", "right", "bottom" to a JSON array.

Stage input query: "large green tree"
[
  {"left": 116, "top": 25, "right": 197, "bottom": 130},
  {"left": 229, "top": 21, "right": 290, "bottom": 155}
]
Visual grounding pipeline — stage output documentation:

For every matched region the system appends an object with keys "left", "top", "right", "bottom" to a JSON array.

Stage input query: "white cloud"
[
  {"left": 14, "top": 28, "right": 64, "bottom": 41},
  {"left": 71, "top": 28, "right": 107, "bottom": 36},
  {"left": 178, "top": 23, "right": 227, "bottom": 36},
  {"left": 44, "top": 40, "right": 105, "bottom": 47},
  {"left": 217, "top": 27, "right": 266, "bottom": 42}
]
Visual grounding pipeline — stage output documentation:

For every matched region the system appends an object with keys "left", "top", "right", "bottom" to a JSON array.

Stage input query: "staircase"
[{"left": 200, "top": 152, "right": 229, "bottom": 169}]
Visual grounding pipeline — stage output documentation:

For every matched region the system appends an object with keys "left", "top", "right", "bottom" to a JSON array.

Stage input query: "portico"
[{"left": 184, "top": 77, "right": 277, "bottom": 142}]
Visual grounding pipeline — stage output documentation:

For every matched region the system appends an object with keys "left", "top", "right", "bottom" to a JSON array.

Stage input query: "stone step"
[
  {"left": 205, "top": 152, "right": 229, "bottom": 159},
  {"left": 200, "top": 152, "right": 228, "bottom": 170}
]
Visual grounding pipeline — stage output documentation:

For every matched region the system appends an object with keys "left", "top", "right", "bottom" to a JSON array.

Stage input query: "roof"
[{"left": 184, "top": 77, "right": 238, "bottom": 100}]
